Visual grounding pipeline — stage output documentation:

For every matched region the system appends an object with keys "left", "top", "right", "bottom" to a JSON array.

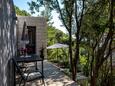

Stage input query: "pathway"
[{"left": 23, "top": 60, "right": 77, "bottom": 86}]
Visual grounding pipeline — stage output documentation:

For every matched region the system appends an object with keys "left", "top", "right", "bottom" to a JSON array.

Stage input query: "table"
[
  {"left": 14, "top": 54, "right": 44, "bottom": 85},
  {"left": 16, "top": 54, "right": 43, "bottom": 70},
  {"left": 16, "top": 54, "right": 43, "bottom": 62}
]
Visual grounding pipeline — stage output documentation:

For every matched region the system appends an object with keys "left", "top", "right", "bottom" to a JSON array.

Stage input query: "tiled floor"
[{"left": 17, "top": 60, "right": 77, "bottom": 86}]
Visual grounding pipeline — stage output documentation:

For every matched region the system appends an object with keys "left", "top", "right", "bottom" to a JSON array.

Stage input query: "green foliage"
[
  {"left": 47, "top": 26, "right": 56, "bottom": 45},
  {"left": 79, "top": 47, "right": 89, "bottom": 76},
  {"left": 47, "top": 25, "right": 69, "bottom": 68},
  {"left": 15, "top": 6, "right": 30, "bottom": 16},
  {"left": 27, "top": 0, "right": 53, "bottom": 25},
  {"left": 80, "top": 55, "right": 87, "bottom": 66},
  {"left": 80, "top": 0, "right": 115, "bottom": 85},
  {"left": 47, "top": 26, "right": 69, "bottom": 46}
]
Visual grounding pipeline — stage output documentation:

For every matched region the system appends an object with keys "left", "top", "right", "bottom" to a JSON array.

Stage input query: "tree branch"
[
  {"left": 55, "top": 0, "right": 69, "bottom": 31},
  {"left": 79, "top": 0, "right": 85, "bottom": 28}
]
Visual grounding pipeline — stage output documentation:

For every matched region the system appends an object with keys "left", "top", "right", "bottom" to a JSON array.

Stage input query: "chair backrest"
[{"left": 12, "top": 58, "right": 25, "bottom": 79}]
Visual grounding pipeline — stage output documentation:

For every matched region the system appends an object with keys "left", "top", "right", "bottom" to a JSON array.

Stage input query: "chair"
[{"left": 12, "top": 58, "right": 44, "bottom": 86}]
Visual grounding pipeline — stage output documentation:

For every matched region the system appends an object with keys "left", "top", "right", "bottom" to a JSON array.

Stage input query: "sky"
[{"left": 13, "top": 0, "right": 67, "bottom": 33}]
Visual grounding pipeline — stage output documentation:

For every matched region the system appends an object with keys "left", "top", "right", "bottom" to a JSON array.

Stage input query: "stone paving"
[{"left": 18, "top": 60, "right": 77, "bottom": 86}]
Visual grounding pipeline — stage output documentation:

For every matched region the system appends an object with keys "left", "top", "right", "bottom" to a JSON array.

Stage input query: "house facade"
[{"left": 17, "top": 16, "right": 47, "bottom": 57}]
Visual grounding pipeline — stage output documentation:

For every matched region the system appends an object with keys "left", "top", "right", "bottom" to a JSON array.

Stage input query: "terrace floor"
[{"left": 17, "top": 60, "right": 77, "bottom": 86}]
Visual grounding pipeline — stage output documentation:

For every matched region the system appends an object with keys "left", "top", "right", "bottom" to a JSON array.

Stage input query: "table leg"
[
  {"left": 41, "top": 60, "right": 44, "bottom": 83},
  {"left": 13, "top": 60, "right": 16, "bottom": 86},
  {"left": 35, "top": 62, "right": 38, "bottom": 70},
  {"left": 42, "top": 60, "right": 44, "bottom": 77}
]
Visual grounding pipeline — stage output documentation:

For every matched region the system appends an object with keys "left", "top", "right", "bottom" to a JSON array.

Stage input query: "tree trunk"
[
  {"left": 109, "top": 0, "right": 114, "bottom": 85},
  {"left": 74, "top": 0, "right": 85, "bottom": 81},
  {"left": 69, "top": 32, "right": 75, "bottom": 81},
  {"left": 90, "top": 49, "right": 95, "bottom": 86},
  {"left": 91, "top": 69, "right": 97, "bottom": 86},
  {"left": 74, "top": 26, "right": 80, "bottom": 81}
]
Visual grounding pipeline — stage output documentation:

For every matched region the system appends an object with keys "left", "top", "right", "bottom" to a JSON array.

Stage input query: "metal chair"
[{"left": 12, "top": 58, "right": 44, "bottom": 86}]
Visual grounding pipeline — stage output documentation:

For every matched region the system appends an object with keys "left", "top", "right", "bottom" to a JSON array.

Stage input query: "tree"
[
  {"left": 80, "top": 0, "right": 114, "bottom": 85},
  {"left": 27, "top": 0, "right": 53, "bottom": 25},
  {"left": 73, "top": 0, "right": 85, "bottom": 80},
  {"left": 15, "top": 6, "right": 30, "bottom": 16},
  {"left": 53, "top": 0, "right": 76, "bottom": 80},
  {"left": 52, "top": 0, "right": 87, "bottom": 81}
]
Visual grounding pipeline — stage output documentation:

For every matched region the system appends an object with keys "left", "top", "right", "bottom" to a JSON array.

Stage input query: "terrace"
[
  {"left": 0, "top": 0, "right": 114, "bottom": 86},
  {"left": 16, "top": 61, "right": 77, "bottom": 86},
  {"left": 13, "top": 15, "right": 78, "bottom": 86}
]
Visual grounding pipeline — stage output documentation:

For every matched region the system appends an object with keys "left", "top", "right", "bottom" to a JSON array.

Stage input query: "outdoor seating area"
[
  {"left": 11, "top": 50, "right": 78, "bottom": 86},
  {"left": 13, "top": 51, "right": 44, "bottom": 85},
  {"left": 13, "top": 14, "right": 76, "bottom": 86},
  {"left": 15, "top": 60, "right": 77, "bottom": 86},
  {"left": 12, "top": 15, "right": 48, "bottom": 86},
  {"left": 0, "top": 0, "right": 114, "bottom": 86}
]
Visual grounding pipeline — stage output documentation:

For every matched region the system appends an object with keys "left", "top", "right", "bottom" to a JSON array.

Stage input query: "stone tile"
[{"left": 17, "top": 61, "right": 77, "bottom": 86}]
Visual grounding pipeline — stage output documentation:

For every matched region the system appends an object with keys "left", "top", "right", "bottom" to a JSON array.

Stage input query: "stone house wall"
[
  {"left": 17, "top": 16, "right": 47, "bottom": 57},
  {"left": 0, "top": 0, "right": 16, "bottom": 86}
]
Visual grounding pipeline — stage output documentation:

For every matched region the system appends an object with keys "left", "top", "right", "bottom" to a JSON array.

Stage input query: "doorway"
[{"left": 26, "top": 26, "right": 36, "bottom": 54}]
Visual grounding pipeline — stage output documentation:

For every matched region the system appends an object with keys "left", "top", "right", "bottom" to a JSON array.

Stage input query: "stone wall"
[
  {"left": 17, "top": 16, "right": 47, "bottom": 57},
  {"left": 0, "top": 0, "right": 16, "bottom": 86}
]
